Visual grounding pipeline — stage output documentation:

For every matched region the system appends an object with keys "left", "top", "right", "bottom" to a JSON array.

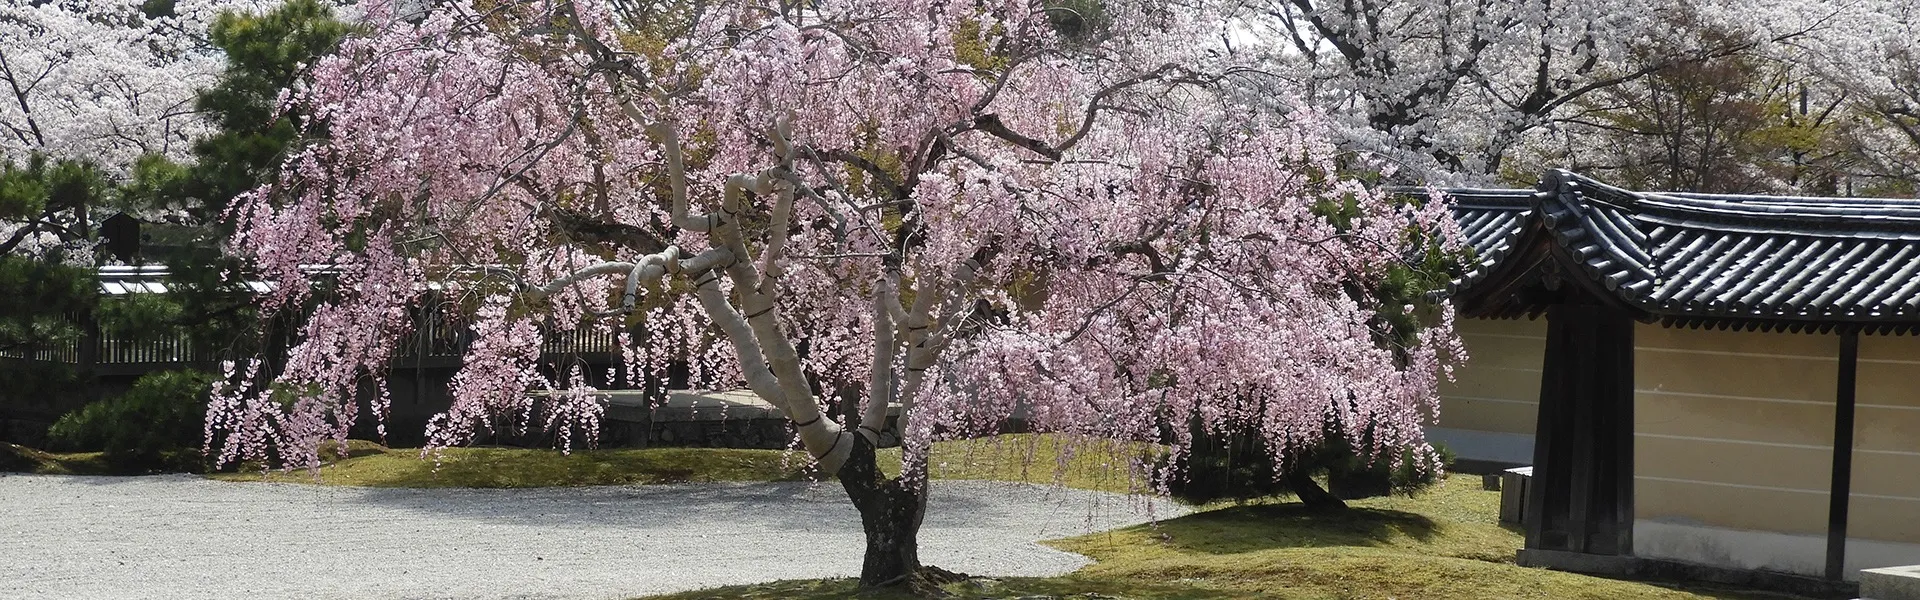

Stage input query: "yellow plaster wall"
[
  {"left": 1443, "top": 317, "right": 1920, "bottom": 545},
  {"left": 1850, "top": 335, "right": 1920, "bottom": 543},
  {"left": 1436, "top": 317, "right": 1546, "bottom": 434},
  {"left": 1633, "top": 324, "right": 1838, "bottom": 537}
]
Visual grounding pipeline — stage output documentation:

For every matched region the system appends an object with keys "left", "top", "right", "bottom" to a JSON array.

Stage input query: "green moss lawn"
[
  {"left": 1, "top": 442, "right": 113, "bottom": 475},
  {"left": 643, "top": 476, "right": 1816, "bottom": 600},
  {"left": 177, "top": 434, "right": 1155, "bottom": 490}
]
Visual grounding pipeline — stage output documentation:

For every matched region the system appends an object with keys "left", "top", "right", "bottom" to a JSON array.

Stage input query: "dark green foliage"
[
  {"left": 105, "top": 0, "right": 353, "bottom": 359},
  {"left": 1163, "top": 423, "right": 1287, "bottom": 505},
  {"left": 95, "top": 294, "right": 185, "bottom": 342},
  {"left": 3, "top": 1, "right": 348, "bottom": 449},
  {"left": 144, "top": 0, "right": 353, "bottom": 220},
  {"left": 0, "top": 154, "right": 107, "bottom": 229},
  {"left": 1, "top": 156, "right": 105, "bottom": 404},
  {"left": 1161, "top": 416, "right": 1449, "bottom": 506},
  {"left": 0, "top": 256, "right": 91, "bottom": 354},
  {"left": 0, "top": 156, "right": 107, "bottom": 348},
  {"left": 140, "top": 0, "right": 177, "bottom": 19},
  {"left": 1043, "top": 0, "right": 1110, "bottom": 43},
  {"left": 46, "top": 370, "right": 216, "bottom": 472}
]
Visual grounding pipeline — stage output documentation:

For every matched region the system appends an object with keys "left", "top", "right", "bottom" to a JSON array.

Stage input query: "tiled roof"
[
  {"left": 1437, "top": 170, "right": 1920, "bottom": 332},
  {"left": 93, "top": 264, "right": 460, "bottom": 296},
  {"left": 96, "top": 265, "right": 275, "bottom": 295}
]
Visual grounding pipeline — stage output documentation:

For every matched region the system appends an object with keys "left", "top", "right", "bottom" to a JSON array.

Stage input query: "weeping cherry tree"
[{"left": 209, "top": 0, "right": 1464, "bottom": 586}]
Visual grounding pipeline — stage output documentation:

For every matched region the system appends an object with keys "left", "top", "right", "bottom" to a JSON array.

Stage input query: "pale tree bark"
[{"left": 531, "top": 117, "right": 992, "bottom": 586}]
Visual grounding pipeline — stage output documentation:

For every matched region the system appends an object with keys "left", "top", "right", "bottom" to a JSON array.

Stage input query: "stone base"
[
  {"left": 1517, "top": 549, "right": 1858, "bottom": 599},
  {"left": 1862, "top": 565, "right": 1920, "bottom": 600}
]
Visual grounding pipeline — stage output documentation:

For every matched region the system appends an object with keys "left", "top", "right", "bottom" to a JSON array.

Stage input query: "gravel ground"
[{"left": 0, "top": 473, "right": 1183, "bottom": 600}]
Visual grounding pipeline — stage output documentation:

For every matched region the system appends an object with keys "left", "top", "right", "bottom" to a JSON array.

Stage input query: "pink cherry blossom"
[{"left": 214, "top": 0, "right": 1461, "bottom": 582}]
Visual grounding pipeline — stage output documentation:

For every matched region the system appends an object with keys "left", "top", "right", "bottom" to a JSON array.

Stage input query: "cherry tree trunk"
[
  {"left": 836, "top": 434, "right": 928, "bottom": 587},
  {"left": 1285, "top": 469, "right": 1349, "bottom": 511}
]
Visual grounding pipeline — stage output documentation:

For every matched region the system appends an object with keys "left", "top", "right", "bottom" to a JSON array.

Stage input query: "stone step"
[
  {"left": 1862, "top": 565, "right": 1920, "bottom": 600},
  {"left": 603, "top": 389, "right": 778, "bottom": 422}
]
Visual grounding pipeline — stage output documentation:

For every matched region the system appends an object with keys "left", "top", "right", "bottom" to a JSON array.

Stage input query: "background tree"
[
  {"left": 1210, "top": 0, "right": 1920, "bottom": 194},
  {"left": 211, "top": 0, "right": 1461, "bottom": 587},
  {"left": 0, "top": 0, "right": 247, "bottom": 167},
  {"left": 1803, "top": 0, "right": 1920, "bottom": 196},
  {"left": 2, "top": 0, "right": 347, "bottom": 457},
  {"left": 117, "top": 0, "right": 351, "bottom": 351},
  {"left": 1463, "top": 0, "right": 1920, "bottom": 197},
  {"left": 0, "top": 156, "right": 102, "bottom": 428},
  {"left": 1526, "top": 41, "right": 1843, "bottom": 193},
  {"left": 2, "top": 0, "right": 266, "bottom": 367}
]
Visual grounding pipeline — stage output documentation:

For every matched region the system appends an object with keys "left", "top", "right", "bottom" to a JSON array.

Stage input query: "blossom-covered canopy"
[{"left": 211, "top": 0, "right": 1462, "bottom": 487}]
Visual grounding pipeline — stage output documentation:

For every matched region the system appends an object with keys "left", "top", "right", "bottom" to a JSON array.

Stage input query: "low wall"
[
  {"left": 1632, "top": 325, "right": 1920, "bottom": 580},
  {"left": 1432, "top": 317, "right": 1546, "bottom": 465}
]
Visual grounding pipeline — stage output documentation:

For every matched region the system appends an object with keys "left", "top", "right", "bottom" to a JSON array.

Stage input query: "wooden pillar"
[
  {"left": 1825, "top": 331, "right": 1859, "bottom": 581},
  {"left": 1526, "top": 304, "right": 1635, "bottom": 556}
]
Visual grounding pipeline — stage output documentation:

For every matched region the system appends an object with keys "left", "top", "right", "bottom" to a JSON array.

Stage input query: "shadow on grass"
[
  {"left": 643, "top": 579, "right": 894, "bottom": 600},
  {"left": 644, "top": 575, "right": 1222, "bottom": 600},
  {"left": 1152, "top": 502, "right": 1440, "bottom": 554}
]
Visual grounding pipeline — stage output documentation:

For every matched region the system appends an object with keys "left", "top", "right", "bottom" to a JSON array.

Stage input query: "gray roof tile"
[{"left": 1434, "top": 170, "right": 1920, "bottom": 329}]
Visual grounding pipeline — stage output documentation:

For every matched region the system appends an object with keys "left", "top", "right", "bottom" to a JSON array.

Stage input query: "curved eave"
[{"left": 1438, "top": 170, "right": 1920, "bottom": 334}]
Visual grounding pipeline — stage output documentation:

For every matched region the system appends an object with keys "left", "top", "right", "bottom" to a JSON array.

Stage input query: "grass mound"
[
  {"left": 642, "top": 477, "right": 1810, "bottom": 600},
  {"left": 199, "top": 433, "right": 1158, "bottom": 491},
  {"left": 0, "top": 442, "right": 112, "bottom": 475},
  {"left": 208, "top": 444, "right": 814, "bottom": 487}
]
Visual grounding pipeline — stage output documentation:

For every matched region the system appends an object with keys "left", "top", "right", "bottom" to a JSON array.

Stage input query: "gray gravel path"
[{"left": 0, "top": 473, "right": 1182, "bottom": 600}]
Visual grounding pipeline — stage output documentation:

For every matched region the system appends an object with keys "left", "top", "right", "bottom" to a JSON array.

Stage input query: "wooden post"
[
  {"left": 1825, "top": 331, "right": 1859, "bottom": 581},
  {"left": 1524, "top": 308, "right": 1567, "bottom": 551},
  {"left": 1527, "top": 304, "right": 1635, "bottom": 556},
  {"left": 1610, "top": 312, "right": 1637, "bottom": 556}
]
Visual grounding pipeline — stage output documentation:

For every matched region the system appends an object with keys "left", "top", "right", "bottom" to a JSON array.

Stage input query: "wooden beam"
[
  {"left": 1825, "top": 331, "right": 1859, "bottom": 581},
  {"left": 1526, "top": 304, "right": 1636, "bottom": 556}
]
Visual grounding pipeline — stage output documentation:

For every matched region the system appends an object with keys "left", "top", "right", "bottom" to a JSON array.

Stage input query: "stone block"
[
  {"left": 1499, "top": 466, "right": 1533, "bottom": 524},
  {"left": 1862, "top": 565, "right": 1920, "bottom": 600}
]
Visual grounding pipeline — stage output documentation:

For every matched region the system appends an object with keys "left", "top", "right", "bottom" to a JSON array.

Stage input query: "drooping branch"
[
  {"left": 971, "top": 113, "right": 1061, "bottom": 160},
  {"left": 525, "top": 247, "right": 737, "bottom": 318},
  {"left": 528, "top": 261, "right": 649, "bottom": 299}
]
